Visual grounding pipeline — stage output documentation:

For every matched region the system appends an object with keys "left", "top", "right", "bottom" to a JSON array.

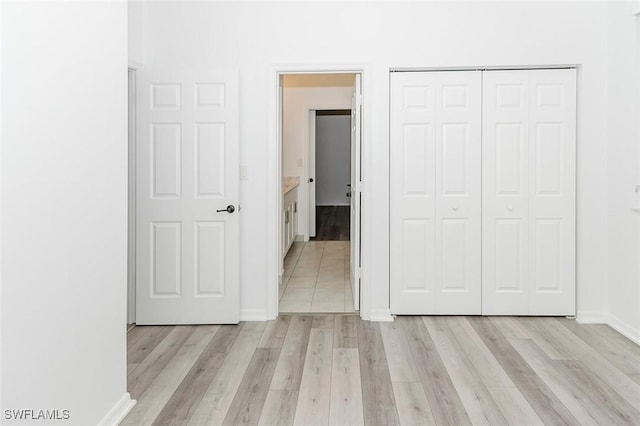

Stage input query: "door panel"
[
  {"left": 151, "top": 221, "right": 181, "bottom": 296},
  {"left": 529, "top": 69, "right": 576, "bottom": 315},
  {"left": 195, "top": 123, "right": 225, "bottom": 197},
  {"left": 534, "top": 123, "right": 563, "bottom": 195},
  {"left": 495, "top": 219, "right": 526, "bottom": 292},
  {"left": 495, "top": 123, "right": 525, "bottom": 194},
  {"left": 441, "top": 219, "right": 468, "bottom": 290},
  {"left": 195, "top": 221, "right": 225, "bottom": 296},
  {"left": 391, "top": 72, "right": 437, "bottom": 314},
  {"left": 403, "top": 125, "right": 433, "bottom": 195},
  {"left": 391, "top": 71, "right": 481, "bottom": 314},
  {"left": 482, "top": 71, "right": 530, "bottom": 315},
  {"left": 137, "top": 69, "right": 239, "bottom": 324},
  {"left": 441, "top": 124, "right": 468, "bottom": 194},
  {"left": 435, "top": 71, "right": 482, "bottom": 314},
  {"left": 309, "top": 111, "right": 316, "bottom": 237},
  {"left": 151, "top": 123, "right": 182, "bottom": 198},
  {"left": 534, "top": 219, "right": 563, "bottom": 292},
  {"left": 402, "top": 219, "right": 434, "bottom": 291},
  {"left": 483, "top": 69, "right": 575, "bottom": 315}
]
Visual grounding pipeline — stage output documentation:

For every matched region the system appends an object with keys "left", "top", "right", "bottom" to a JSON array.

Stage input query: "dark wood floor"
[
  {"left": 313, "top": 206, "right": 350, "bottom": 241},
  {"left": 123, "top": 315, "right": 640, "bottom": 425}
]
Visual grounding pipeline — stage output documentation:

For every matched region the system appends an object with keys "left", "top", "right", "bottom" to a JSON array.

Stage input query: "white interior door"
[
  {"left": 482, "top": 69, "right": 576, "bottom": 315},
  {"left": 136, "top": 68, "right": 240, "bottom": 324},
  {"left": 390, "top": 71, "right": 482, "bottom": 314},
  {"left": 308, "top": 111, "right": 316, "bottom": 238},
  {"left": 481, "top": 70, "right": 529, "bottom": 315},
  {"left": 350, "top": 74, "right": 362, "bottom": 310}
]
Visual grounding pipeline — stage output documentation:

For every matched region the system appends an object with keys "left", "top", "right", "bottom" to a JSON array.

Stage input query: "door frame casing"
[
  {"left": 268, "top": 64, "right": 370, "bottom": 320},
  {"left": 127, "top": 66, "right": 137, "bottom": 325}
]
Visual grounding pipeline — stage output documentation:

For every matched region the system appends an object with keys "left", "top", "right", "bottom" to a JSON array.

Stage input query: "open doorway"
[
  {"left": 310, "top": 109, "right": 351, "bottom": 241},
  {"left": 277, "top": 72, "right": 362, "bottom": 314}
]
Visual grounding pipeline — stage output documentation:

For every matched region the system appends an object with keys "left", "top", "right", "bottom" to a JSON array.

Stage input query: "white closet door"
[
  {"left": 481, "top": 71, "right": 530, "bottom": 314},
  {"left": 390, "top": 71, "right": 481, "bottom": 314},
  {"left": 482, "top": 69, "right": 576, "bottom": 315}
]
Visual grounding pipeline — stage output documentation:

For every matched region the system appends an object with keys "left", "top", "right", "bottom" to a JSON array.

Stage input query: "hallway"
[{"left": 280, "top": 241, "right": 355, "bottom": 313}]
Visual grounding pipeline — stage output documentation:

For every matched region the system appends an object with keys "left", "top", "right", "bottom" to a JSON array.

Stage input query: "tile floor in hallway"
[{"left": 279, "top": 241, "right": 356, "bottom": 313}]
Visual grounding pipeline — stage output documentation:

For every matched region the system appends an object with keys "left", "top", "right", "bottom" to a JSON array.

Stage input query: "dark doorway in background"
[
  {"left": 311, "top": 109, "right": 351, "bottom": 241},
  {"left": 313, "top": 206, "right": 350, "bottom": 241}
]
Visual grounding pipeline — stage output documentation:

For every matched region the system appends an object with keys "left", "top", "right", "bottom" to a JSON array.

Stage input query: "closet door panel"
[
  {"left": 495, "top": 219, "right": 527, "bottom": 291},
  {"left": 390, "top": 72, "right": 437, "bottom": 313},
  {"left": 482, "top": 71, "right": 530, "bottom": 314},
  {"left": 528, "top": 69, "right": 576, "bottom": 315},
  {"left": 483, "top": 69, "right": 576, "bottom": 316},
  {"left": 391, "top": 71, "right": 481, "bottom": 314},
  {"left": 435, "top": 71, "right": 482, "bottom": 314}
]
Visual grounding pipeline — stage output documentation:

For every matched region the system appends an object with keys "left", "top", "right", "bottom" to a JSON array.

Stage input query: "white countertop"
[{"left": 284, "top": 176, "right": 300, "bottom": 195}]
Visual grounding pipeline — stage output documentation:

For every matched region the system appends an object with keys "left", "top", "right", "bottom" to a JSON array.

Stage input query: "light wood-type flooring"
[{"left": 123, "top": 315, "right": 640, "bottom": 425}]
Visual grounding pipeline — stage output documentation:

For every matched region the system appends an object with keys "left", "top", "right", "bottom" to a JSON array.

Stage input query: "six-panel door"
[{"left": 136, "top": 69, "right": 240, "bottom": 324}]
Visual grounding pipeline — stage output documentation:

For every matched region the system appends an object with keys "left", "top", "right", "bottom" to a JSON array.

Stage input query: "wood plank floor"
[
  {"left": 123, "top": 315, "right": 640, "bottom": 425},
  {"left": 312, "top": 206, "right": 350, "bottom": 241}
]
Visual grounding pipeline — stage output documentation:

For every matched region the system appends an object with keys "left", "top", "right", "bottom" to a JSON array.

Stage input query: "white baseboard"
[
  {"left": 369, "top": 309, "right": 394, "bottom": 322},
  {"left": 606, "top": 313, "right": 640, "bottom": 346},
  {"left": 575, "top": 310, "right": 640, "bottom": 346},
  {"left": 98, "top": 393, "right": 135, "bottom": 426},
  {"left": 576, "top": 310, "right": 607, "bottom": 324},
  {"left": 240, "top": 308, "right": 268, "bottom": 321}
]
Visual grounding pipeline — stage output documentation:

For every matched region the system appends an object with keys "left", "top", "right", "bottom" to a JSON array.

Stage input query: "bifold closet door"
[
  {"left": 390, "top": 71, "right": 482, "bottom": 314},
  {"left": 482, "top": 69, "right": 576, "bottom": 315}
]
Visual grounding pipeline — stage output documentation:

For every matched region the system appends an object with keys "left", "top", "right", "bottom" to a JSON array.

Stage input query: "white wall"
[
  {"left": 316, "top": 114, "right": 351, "bottom": 206},
  {"left": 0, "top": 0, "right": 3, "bottom": 413},
  {"left": 1, "top": 2, "right": 131, "bottom": 424},
  {"left": 142, "top": 1, "right": 610, "bottom": 321},
  {"left": 128, "top": 0, "right": 144, "bottom": 65},
  {"left": 605, "top": 1, "right": 640, "bottom": 343},
  {"left": 282, "top": 77, "right": 352, "bottom": 238}
]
